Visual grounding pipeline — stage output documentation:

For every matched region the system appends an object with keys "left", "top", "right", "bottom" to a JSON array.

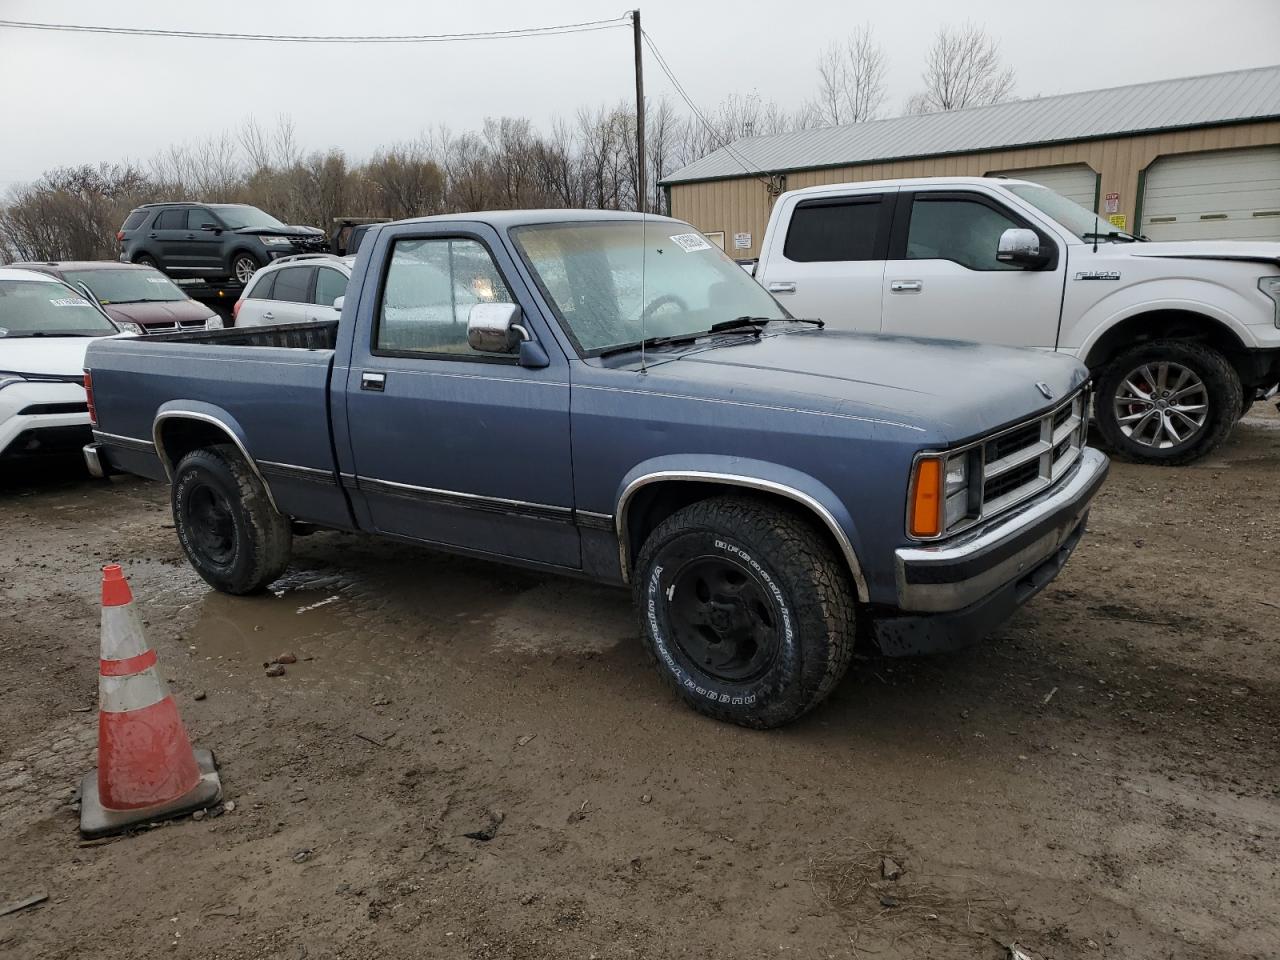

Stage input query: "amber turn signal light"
[{"left": 909, "top": 457, "right": 943, "bottom": 538}]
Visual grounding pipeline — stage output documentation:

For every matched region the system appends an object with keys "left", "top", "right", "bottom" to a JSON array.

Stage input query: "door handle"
[
  {"left": 361, "top": 371, "right": 386, "bottom": 392},
  {"left": 148, "top": 232, "right": 158, "bottom": 238},
  {"left": 890, "top": 280, "right": 923, "bottom": 293},
  {"left": 184, "top": 234, "right": 195, "bottom": 240},
  {"left": 767, "top": 281, "right": 796, "bottom": 294}
]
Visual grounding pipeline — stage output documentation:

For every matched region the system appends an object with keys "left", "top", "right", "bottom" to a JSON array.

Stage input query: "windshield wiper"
[
  {"left": 597, "top": 333, "right": 701, "bottom": 358},
  {"left": 7, "top": 331, "right": 102, "bottom": 338},
  {"left": 711, "top": 315, "right": 773, "bottom": 332},
  {"left": 1082, "top": 231, "right": 1139, "bottom": 244}
]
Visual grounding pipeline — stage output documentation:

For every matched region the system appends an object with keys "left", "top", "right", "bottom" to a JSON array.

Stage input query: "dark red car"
[{"left": 11, "top": 262, "right": 224, "bottom": 333}]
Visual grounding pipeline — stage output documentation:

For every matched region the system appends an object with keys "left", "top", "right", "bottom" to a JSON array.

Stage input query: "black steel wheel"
[
  {"left": 172, "top": 444, "right": 291, "bottom": 594},
  {"left": 634, "top": 495, "right": 856, "bottom": 729}
]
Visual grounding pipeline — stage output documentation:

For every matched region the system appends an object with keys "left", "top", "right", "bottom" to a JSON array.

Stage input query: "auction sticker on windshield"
[
  {"left": 669, "top": 233, "right": 712, "bottom": 252},
  {"left": 51, "top": 297, "right": 92, "bottom": 307}
]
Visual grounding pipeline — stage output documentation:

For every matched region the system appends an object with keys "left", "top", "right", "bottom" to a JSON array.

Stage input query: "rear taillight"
[
  {"left": 116, "top": 230, "right": 125, "bottom": 242},
  {"left": 232, "top": 299, "right": 242, "bottom": 321},
  {"left": 84, "top": 371, "right": 97, "bottom": 426}
]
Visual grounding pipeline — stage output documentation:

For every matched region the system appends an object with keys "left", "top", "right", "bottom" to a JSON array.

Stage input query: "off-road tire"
[
  {"left": 1239, "top": 394, "right": 1255, "bottom": 419},
  {"left": 231, "top": 252, "right": 261, "bottom": 286},
  {"left": 633, "top": 495, "right": 856, "bottom": 729},
  {"left": 172, "top": 444, "right": 291, "bottom": 594},
  {"left": 1094, "top": 339, "right": 1242, "bottom": 466}
]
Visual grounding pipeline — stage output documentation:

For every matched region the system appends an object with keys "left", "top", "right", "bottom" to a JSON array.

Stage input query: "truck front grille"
[{"left": 980, "top": 391, "right": 1086, "bottom": 517}]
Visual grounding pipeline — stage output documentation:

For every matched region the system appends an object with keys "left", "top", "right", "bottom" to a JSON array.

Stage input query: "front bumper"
[{"left": 875, "top": 446, "right": 1109, "bottom": 654}]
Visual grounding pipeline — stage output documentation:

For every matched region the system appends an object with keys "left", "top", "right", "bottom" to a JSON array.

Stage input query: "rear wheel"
[
  {"left": 172, "top": 444, "right": 291, "bottom": 594},
  {"left": 231, "top": 252, "right": 261, "bottom": 286},
  {"left": 1094, "top": 339, "right": 1241, "bottom": 465},
  {"left": 634, "top": 496, "right": 855, "bottom": 729},
  {"left": 133, "top": 254, "right": 159, "bottom": 270}
]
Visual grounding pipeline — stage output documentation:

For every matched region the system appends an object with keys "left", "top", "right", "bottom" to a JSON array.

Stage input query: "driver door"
[
  {"left": 342, "top": 222, "right": 579, "bottom": 568},
  {"left": 880, "top": 190, "right": 1066, "bottom": 348}
]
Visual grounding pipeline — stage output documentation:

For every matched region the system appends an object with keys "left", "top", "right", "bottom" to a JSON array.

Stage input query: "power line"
[
  {"left": 641, "top": 30, "right": 774, "bottom": 189},
  {"left": 0, "top": 15, "right": 630, "bottom": 44}
]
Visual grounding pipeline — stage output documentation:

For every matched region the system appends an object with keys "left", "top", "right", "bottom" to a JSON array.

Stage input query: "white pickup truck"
[{"left": 752, "top": 176, "right": 1280, "bottom": 464}]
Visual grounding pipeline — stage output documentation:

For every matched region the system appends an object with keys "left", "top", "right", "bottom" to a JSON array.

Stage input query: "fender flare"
[
  {"left": 152, "top": 401, "right": 278, "bottom": 511},
  {"left": 613, "top": 455, "right": 870, "bottom": 602},
  {"left": 1074, "top": 294, "right": 1254, "bottom": 368}
]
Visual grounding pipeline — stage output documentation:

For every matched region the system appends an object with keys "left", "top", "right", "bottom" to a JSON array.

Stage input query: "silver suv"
[{"left": 233, "top": 254, "right": 351, "bottom": 327}]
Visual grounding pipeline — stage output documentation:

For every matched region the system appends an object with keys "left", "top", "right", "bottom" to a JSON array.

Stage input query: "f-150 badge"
[{"left": 1074, "top": 270, "right": 1121, "bottom": 280}]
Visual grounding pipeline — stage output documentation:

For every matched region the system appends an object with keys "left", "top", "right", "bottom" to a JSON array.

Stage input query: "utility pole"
[{"left": 632, "top": 8, "right": 645, "bottom": 213}]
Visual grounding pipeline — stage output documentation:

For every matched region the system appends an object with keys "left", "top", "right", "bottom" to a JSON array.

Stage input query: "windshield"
[
  {"left": 63, "top": 267, "right": 186, "bottom": 304},
  {"left": 0, "top": 279, "right": 118, "bottom": 337},
  {"left": 511, "top": 221, "right": 787, "bottom": 355},
  {"left": 1002, "top": 182, "right": 1136, "bottom": 242},
  {"left": 211, "top": 205, "right": 286, "bottom": 230}
]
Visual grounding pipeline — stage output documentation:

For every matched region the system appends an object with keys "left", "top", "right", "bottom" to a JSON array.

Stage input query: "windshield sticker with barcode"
[
  {"left": 669, "top": 233, "right": 712, "bottom": 252},
  {"left": 50, "top": 297, "right": 91, "bottom": 307},
  {"left": 146, "top": 277, "right": 170, "bottom": 283}
]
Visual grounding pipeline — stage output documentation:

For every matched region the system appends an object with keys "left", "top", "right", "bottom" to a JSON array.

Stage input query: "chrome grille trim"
[{"left": 907, "top": 387, "right": 1089, "bottom": 542}]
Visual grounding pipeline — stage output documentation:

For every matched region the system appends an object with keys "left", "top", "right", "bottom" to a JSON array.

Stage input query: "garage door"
[
  {"left": 1140, "top": 146, "right": 1280, "bottom": 241},
  {"left": 990, "top": 164, "right": 1098, "bottom": 211}
]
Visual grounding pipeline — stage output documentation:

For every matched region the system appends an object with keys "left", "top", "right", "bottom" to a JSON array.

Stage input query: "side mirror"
[
  {"left": 996, "top": 228, "right": 1048, "bottom": 268},
  {"left": 332, "top": 295, "right": 345, "bottom": 311},
  {"left": 467, "top": 302, "right": 528, "bottom": 354}
]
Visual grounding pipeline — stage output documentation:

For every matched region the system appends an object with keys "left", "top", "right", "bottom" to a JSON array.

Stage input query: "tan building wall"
[{"left": 668, "top": 119, "right": 1280, "bottom": 259}]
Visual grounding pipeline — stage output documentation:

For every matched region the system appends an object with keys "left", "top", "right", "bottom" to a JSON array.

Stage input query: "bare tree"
[
  {"left": 906, "top": 22, "right": 1015, "bottom": 114},
  {"left": 811, "top": 24, "right": 888, "bottom": 126}
]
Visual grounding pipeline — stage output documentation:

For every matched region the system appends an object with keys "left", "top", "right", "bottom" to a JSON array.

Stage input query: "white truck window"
[
  {"left": 784, "top": 198, "right": 884, "bottom": 262},
  {"left": 906, "top": 197, "right": 1020, "bottom": 271}
]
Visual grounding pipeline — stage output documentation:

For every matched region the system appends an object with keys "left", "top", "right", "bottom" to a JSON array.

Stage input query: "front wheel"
[
  {"left": 172, "top": 444, "right": 292, "bottom": 594},
  {"left": 1094, "top": 339, "right": 1242, "bottom": 465},
  {"left": 231, "top": 252, "right": 261, "bottom": 286},
  {"left": 634, "top": 496, "right": 856, "bottom": 729}
]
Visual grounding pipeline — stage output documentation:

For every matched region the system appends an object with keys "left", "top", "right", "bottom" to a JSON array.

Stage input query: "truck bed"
[{"left": 142, "top": 319, "right": 338, "bottom": 350}]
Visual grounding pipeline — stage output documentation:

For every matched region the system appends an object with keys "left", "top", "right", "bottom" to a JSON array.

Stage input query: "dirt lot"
[{"left": 1, "top": 409, "right": 1278, "bottom": 960}]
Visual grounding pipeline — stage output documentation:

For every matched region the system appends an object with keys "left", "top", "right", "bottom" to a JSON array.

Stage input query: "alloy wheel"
[{"left": 1112, "top": 361, "right": 1208, "bottom": 449}]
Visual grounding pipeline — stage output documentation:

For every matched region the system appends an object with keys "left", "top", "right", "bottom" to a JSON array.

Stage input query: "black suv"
[{"left": 117, "top": 203, "right": 327, "bottom": 286}]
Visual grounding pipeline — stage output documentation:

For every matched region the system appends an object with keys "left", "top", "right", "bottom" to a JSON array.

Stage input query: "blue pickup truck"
[{"left": 83, "top": 210, "right": 1108, "bottom": 728}]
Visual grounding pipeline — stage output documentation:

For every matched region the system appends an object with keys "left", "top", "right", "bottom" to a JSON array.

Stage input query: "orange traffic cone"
[{"left": 79, "top": 564, "right": 222, "bottom": 838}]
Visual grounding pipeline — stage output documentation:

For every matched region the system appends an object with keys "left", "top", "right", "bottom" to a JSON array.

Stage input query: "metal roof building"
[{"left": 663, "top": 65, "right": 1280, "bottom": 256}]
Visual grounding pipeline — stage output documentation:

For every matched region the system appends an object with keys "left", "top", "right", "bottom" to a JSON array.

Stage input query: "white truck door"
[
  {"left": 880, "top": 189, "right": 1065, "bottom": 348},
  {"left": 758, "top": 188, "right": 895, "bottom": 332}
]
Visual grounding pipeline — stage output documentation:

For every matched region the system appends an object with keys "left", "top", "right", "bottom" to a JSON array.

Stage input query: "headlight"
[
  {"left": 1260, "top": 276, "right": 1280, "bottom": 327},
  {"left": 908, "top": 452, "right": 974, "bottom": 538},
  {"left": 114, "top": 320, "right": 144, "bottom": 335},
  {"left": 943, "top": 453, "right": 970, "bottom": 529},
  {"left": 205, "top": 315, "right": 224, "bottom": 330},
  {"left": 261, "top": 236, "right": 293, "bottom": 246}
]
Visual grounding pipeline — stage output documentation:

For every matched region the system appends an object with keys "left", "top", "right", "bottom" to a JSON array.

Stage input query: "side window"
[
  {"left": 246, "top": 271, "right": 276, "bottom": 300},
  {"left": 272, "top": 267, "right": 313, "bottom": 304},
  {"left": 122, "top": 210, "right": 148, "bottom": 231},
  {"left": 154, "top": 209, "right": 187, "bottom": 230},
  {"left": 314, "top": 268, "right": 347, "bottom": 306},
  {"left": 377, "top": 237, "right": 514, "bottom": 357},
  {"left": 784, "top": 197, "right": 884, "bottom": 262},
  {"left": 906, "top": 197, "right": 1021, "bottom": 271},
  {"left": 186, "top": 209, "right": 214, "bottom": 231}
]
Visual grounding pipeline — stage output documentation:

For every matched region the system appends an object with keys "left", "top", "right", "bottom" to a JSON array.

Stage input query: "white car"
[
  {"left": 0, "top": 268, "right": 122, "bottom": 468},
  {"left": 233, "top": 253, "right": 351, "bottom": 327},
  {"left": 753, "top": 176, "right": 1280, "bottom": 464}
]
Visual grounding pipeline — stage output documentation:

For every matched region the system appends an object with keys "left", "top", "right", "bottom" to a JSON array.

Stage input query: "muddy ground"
[{"left": 1, "top": 410, "right": 1278, "bottom": 960}]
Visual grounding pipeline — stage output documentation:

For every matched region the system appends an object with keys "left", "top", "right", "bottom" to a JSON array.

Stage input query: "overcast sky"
[{"left": 2, "top": 0, "right": 1278, "bottom": 187}]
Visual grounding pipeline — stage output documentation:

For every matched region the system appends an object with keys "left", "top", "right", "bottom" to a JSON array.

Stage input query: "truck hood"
[
  {"left": 0, "top": 336, "right": 101, "bottom": 378},
  {"left": 1121, "top": 239, "right": 1280, "bottom": 268},
  {"left": 650, "top": 328, "right": 1088, "bottom": 444},
  {"left": 104, "top": 299, "right": 212, "bottom": 327}
]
